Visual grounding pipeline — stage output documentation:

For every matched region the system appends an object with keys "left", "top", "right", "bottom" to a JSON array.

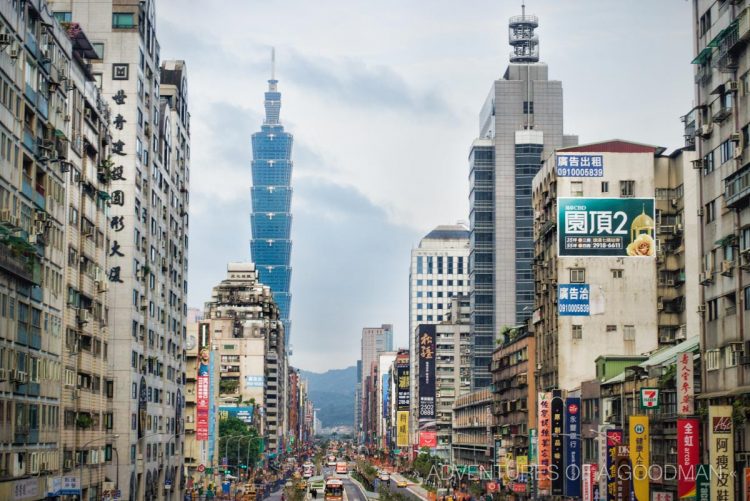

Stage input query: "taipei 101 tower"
[{"left": 251, "top": 49, "right": 294, "bottom": 346}]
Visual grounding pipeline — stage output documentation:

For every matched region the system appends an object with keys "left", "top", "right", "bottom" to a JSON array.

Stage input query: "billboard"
[
  {"left": 629, "top": 415, "right": 649, "bottom": 501},
  {"left": 397, "top": 411, "right": 409, "bottom": 447},
  {"left": 606, "top": 429, "right": 628, "bottom": 501},
  {"left": 396, "top": 362, "right": 409, "bottom": 411},
  {"left": 219, "top": 406, "right": 254, "bottom": 424},
  {"left": 417, "top": 324, "right": 436, "bottom": 420},
  {"left": 196, "top": 322, "right": 210, "bottom": 442},
  {"left": 708, "top": 406, "right": 734, "bottom": 501},
  {"left": 564, "top": 397, "right": 581, "bottom": 498},
  {"left": 677, "top": 351, "right": 694, "bottom": 416},
  {"left": 556, "top": 154, "right": 604, "bottom": 177},
  {"left": 418, "top": 431, "right": 437, "bottom": 448},
  {"left": 558, "top": 284, "right": 590, "bottom": 316},
  {"left": 382, "top": 373, "right": 390, "bottom": 419},
  {"left": 557, "top": 197, "right": 655, "bottom": 257},
  {"left": 677, "top": 418, "right": 699, "bottom": 500}
]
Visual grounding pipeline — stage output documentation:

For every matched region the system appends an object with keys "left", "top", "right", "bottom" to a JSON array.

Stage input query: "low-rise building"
[{"left": 451, "top": 388, "right": 494, "bottom": 473}]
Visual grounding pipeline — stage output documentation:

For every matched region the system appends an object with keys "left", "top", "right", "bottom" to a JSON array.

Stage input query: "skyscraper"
[
  {"left": 468, "top": 7, "right": 576, "bottom": 388},
  {"left": 251, "top": 51, "right": 294, "bottom": 346}
]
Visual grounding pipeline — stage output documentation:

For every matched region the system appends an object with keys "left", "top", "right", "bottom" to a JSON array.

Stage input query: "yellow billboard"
[
  {"left": 397, "top": 411, "right": 409, "bottom": 447},
  {"left": 709, "top": 405, "right": 734, "bottom": 501},
  {"left": 629, "top": 415, "right": 649, "bottom": 501}
]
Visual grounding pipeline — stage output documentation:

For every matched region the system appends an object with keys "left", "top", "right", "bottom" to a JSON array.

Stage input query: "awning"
[
  {"left": 692, "top": 47, "right": 713, "bottom": 64},
  {"left": 695, "top": 386, "right": 750, "bottom": 399}
]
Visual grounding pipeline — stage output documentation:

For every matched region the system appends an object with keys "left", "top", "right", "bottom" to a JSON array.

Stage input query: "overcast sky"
[{"left": 159, "top": 0, "right": 694, "bottom": 372}]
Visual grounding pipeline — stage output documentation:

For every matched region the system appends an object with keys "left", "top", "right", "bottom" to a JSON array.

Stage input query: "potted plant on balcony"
[{"left": 76, "top": 413, "right": 93, "bottom": 429}]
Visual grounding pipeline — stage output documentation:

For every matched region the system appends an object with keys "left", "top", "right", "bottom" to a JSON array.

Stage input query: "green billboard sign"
[{"left": 557, "top": 197, "right": 656, "bottom": 257}]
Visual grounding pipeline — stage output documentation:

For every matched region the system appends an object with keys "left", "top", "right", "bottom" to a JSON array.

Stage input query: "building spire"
[
  {"left": 271, "top": 46, "right": 276, "bottom": 81},
  {"left": 264, "top": 48, "right": 281, "bottom": 124},
  {"left": 509, "top": 3, "right": 539, "bottom": 63}
]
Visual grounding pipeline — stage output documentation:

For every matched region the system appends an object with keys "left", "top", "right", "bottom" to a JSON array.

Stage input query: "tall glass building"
[{"left": 251, "top": 73, "right": 293, "bottom": 344}]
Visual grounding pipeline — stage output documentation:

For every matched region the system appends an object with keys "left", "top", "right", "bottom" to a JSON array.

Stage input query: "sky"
[{"left": 158, "top": 0, "right": 695, "bottom": 372}]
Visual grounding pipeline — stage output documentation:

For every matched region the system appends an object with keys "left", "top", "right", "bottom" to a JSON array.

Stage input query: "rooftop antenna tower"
[{"left": 509, "top": 3, "right": 539, "bottom": 63}]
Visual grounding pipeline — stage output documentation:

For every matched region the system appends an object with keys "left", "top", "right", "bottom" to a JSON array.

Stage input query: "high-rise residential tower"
[
  {"left": 49, "top": 1, "right": 191, "bottom": 499},
  {"left": 358, "top": 324, "right": 392, "bottom": 438},
  {"left": 251, "top": 52, "right": 293, "bottom": 347},
  {"left": 468, "top": 7, "right": 576, "bottom": 389}
]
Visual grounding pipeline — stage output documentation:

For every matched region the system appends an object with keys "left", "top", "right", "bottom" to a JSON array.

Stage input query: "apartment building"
[
  {"left": 532, "top": 140, "right": 699, "bottom": 392},
  {"left": 450, "top": 388, "right": 494, "bottom": 473},
  {"left": 203, "top": 263, "right": 287, "bottom": 455},
  {"left": 434, "top": 295, "right": 472, "bottom": 459},
  {"left": 490, "top": 324, "right": 535, "bottom": 471}
]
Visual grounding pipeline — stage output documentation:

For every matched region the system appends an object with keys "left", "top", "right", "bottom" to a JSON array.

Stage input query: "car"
[
  {"left": 379, "top": 474, "right": 390, "bottom": 482},
  {"left": 396, "top": 480, "right": 408, "bottom": 488}
]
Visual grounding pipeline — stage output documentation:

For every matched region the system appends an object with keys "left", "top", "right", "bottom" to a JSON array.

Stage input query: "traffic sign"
[{"left": 197, "top": 464, "right": 206, "bottom": 473}]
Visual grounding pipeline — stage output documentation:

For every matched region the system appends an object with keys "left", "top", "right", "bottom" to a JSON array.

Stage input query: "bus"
[
  {"left": 327, "top": 455, "right": 336, "bottom": 467},
  {"left": 324, "top": 478, "right": 344, "bottom": 500},
  {"left": 335, "top": 462, "right": 348, "bottom": 475}
]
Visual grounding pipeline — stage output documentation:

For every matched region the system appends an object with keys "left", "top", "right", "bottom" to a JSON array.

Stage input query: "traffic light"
[
  {"left": 240, "top": 464, "right": 247, "bottom": 469},
  {"left": 225, "top": 470, "right": 231, "bottom": 475}
]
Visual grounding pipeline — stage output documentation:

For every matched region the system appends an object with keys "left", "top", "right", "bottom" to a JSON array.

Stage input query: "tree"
[{"left": 218, "top": 417, "right": 262, "bottom": 471}]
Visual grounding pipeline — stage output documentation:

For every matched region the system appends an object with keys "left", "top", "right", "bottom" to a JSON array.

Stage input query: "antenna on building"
[
  {"left": 271, "top": 47, "right": 276, "bottom": 80},
  {"left": 509, "top": 4, "right": 539, "bottom": 63}
]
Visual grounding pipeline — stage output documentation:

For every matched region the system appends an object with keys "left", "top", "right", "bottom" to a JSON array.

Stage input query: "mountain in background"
[{"left": 300, "top": 366, "right": 357, "bottom": 428}]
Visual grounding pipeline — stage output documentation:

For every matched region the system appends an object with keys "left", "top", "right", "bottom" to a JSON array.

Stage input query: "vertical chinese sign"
[
  {"left": 677, "top": 351, "right": 694, "bottom": 416},
  {"left": 396, "top": 351, "right": 410, "bottom": 448},
  {"left": 537, "top": 392, "right": 552, "bottom": 494},
  {"left": 677, "top": 418, "right": 699, "bottom": 500},
  {"left": 629, "top": 416, "right": 649, "bottom": 501},
  {"left": 528, "top": 428, "right": 537, "bottom": 498},
  {"left": 417, "top": 324, "right": 436, "bottom": 448},
  {"left": 606, "top": 429, "right": 628, "bottom": 501},
  {"left": 551, "top": 390, "right": 564, "bottom": 496},
  {"left": 564, "top": 397, "right": 581, "bottom": 498},
  {"left": 708, "top": 406, "right": 734, "bottom": 501},
  {"left": 106, "top": 88, "right": 130, "bottom": 287},
  {"left": 196, "top": 322, "right": 210, "bottom": 441}
]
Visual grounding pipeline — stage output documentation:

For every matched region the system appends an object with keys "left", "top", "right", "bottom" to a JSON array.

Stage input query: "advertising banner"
[
  {"left": 417, "top": 324, "right": 436, "bottom": 449},
  {"left": 528, "top": 428, "right": 537, "bottom": 498},
  {"left": 708, "top": 406, "right": 734, "bottom": 501},
  {"left": 629, "top": 415, "right": 649, "bottom": 501},
  {"left": 606, "top": 429, "right": 628, "bottom": 501},
  {"left": 219, "top": 406, "right": 254, "bottom": 424},
  {"left": 558, "top": 284, "right": 590, "bottom": 316},
  {"left": 564, "top": 397, "right": 582, "bottom": 498},
  {"left": 557, "top": 197, "right": 656, "bottom": 257},
  {"left": 196, "top": 322, "right": 210, "bottom": 442},
  {"left": 397, "top": 411, "right": 409, "bottom": 447},
  {"left": 537, "top": 392, "right": 552, "bottom": 493},
  {"left": 382, "top": 373, "right": 389, "bottom": 419},
  {"left": 654, "top": 493, "right": 674, "bottom": 501},
  {"left": 396, "top": 358, "right": 410, "bottom": 411},
  {"left": 696, "top": 464, "right": 709, "bottom": 501},
  {"left": 551, "top": 390, "right": 564, "bottom": 496},
  {"left": 677, "top": 351, "right": 694, "bottom": 416},
  {"left": 677, "top": 418, "right": 699, "bottom": 500},
  {"left": 599, "top": 425, "right": 612, "bottom": 499},
  {"left": 556, "top": 154, "right": 604, "bottom": 177}
]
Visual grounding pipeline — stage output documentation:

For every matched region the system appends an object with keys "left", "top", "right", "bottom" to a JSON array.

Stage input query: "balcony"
[
  {"left": 0, "top": 241, "right": 35, "bottom": 283},
  {"left": 22, "top": 128, "right": 36, "bottom": 155},
  {"left": 725, "top": 164, "right": 750, "bottom": 208},
  {"left": 712, "top": 106, "right": 732, "bottom": 123}
]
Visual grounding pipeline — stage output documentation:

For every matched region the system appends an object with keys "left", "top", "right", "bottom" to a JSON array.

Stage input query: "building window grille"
[
  {"left": 572, "top": 325, "right": 582, "bottom": 340},
  {"left": 620, "top": 180, "right": 635, "bottom": 197},
  {"left": 570, "top": 268, "right": 585, "bottom": 283}
]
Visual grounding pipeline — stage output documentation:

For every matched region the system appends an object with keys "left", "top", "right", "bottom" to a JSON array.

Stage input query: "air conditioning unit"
[
  {"left": 77, "top": 309, "right": 91, "bottom": 324},
  {"left": 735, "top": 147, "right": 744, "bottom": 160},
  {"left": 721, "top": 260, "right": 734, "bottom": 276},
  {"left": 697, "top": 304, "right": 707, "bottom": 314},
  {"left": 140, "top": 297, "right": 148, "bottom": 310},
  {"left": 16, "top": 371, "right": 28, "bottom": 383},
  {"left": 0, "top": 369, "right": 6, "bottom": 382},
  {"left": 670, "top": 198, "right": 679, "bottom": 207},
  {"left": 64, "top": 459, "right": 73, "bottom": 470},
  {"left": 0, "top": 34, "right": 11, "bottom": 46},
  {"left": 9, "top": 47, "right": 19, "bottom": 59},
  {"left": 72, "top": 389, "right": 80, "bottom": 399},
  {"left": 657, "top": 301, "right": 664, "bottom": 311},
  {"left": 699, "top": 272, "right": 713, "bottom": 285},
  {"left": 727, "top": 80, "right": 740, "bottom": 92},
  {"left": 666, "top": 279, "right": 675, "bottom": 287},
  {"left": 95, "top": 280, "right": 108, "bottom": 293},
  {"left": 676, "top": 324, "right": 687, "bottom": 340},
  {"left": 699, "top": 124, "right": 713, "bottom": 138}
]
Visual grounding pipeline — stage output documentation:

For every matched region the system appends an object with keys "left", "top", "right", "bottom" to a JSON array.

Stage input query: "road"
[{"left": 320, "top": 466, "right": 367, "bottom": 501}]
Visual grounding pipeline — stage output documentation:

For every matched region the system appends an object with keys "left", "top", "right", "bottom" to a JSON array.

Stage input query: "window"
[
  {"left": 623, "top": 325, "right": 635, "bottom": 341},
  {"left": 112, "top": 12, "right": 136, "bottom": 29},
  {"left": 523, "top": 101, "right": 534, "bottom": 114},
  {"left": 620, "top": 180, "right": 635, "bottom": 197},
  {"left": 707, "top": 298, "right": 719, "bottom": 321},
  {"left": 570, "top": 181, "right": 583, "bottom": 197},
  {"left": 720, "top": 140, "right": 736, "bottom": 164},
  {"left": 703, "top": 150, "right": 715, "bottom": 174},
  {"left": 601, "top": 181, "right": 609, "bottom": 193},
  {"left": 53, "top": 12, "right": 72, "bottom": 22},
  {"left": 570, "top": 268, "right": 585, "bottom": 283},
  {"left": 92, "top": 43, "right": 104, "bottom": 60},
  {"left": 606, "top": 325, "right": 617, "bottom": 333},
  {"left": 705, "top": 200, "right": 716, "bottom": 223},
  {"left": 611, "top": 269, "right": 623, "bottom": 279},
  {"left": 725, "top": 344, "right": 742, "bottom": 368},
  {"left": 706, "top": 350, "right": 720, "bottom": 370},
  {"left": 572, "top": 325, "right": 582, "bottom": 340}
]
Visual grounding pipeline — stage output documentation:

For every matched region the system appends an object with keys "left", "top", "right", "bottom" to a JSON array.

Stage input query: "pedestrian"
[{"left": 311, "top": 488, "right": 317, "bottom": 499}]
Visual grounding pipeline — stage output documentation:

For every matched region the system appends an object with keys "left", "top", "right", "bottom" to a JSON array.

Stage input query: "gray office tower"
[{"left": 469, "top": 7, "right": 577, "bottom": 388}]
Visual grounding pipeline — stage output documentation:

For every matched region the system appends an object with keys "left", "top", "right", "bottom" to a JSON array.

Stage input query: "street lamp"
[{"left": 78, "top": 434, "right": 119, "bottom": 501}]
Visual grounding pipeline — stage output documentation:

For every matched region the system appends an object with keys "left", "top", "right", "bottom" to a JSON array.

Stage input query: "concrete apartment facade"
[
  {"left": 358, "top": 323, "right": 392, "bottom": 442},
  {"left": 203, "top": 263, "right": 287, "bottom": 455},
  {"left": 48, "top": 1, "right": 191, "bottom": 499},
  {"left": 433, "top": 295, "right": 472, "bottom": 459},
  {"left": 532, "top": 141, "right": 700, "bottom": 392},
  {"left": 469, "top": 7, "right": 576, "bottom": 390}
]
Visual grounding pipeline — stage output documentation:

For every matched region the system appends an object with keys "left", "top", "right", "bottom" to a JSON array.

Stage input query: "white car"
[{"left": 379, "top": 473, "right": 390, "bottom": 482}]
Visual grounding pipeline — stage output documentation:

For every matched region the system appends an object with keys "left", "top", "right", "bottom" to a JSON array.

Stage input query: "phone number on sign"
[
  {"left": 556, "top": 167, "right": 603, "bottom": 177},
  {"left": 559, "top": 304, "right": 589, "bottom": 313}
]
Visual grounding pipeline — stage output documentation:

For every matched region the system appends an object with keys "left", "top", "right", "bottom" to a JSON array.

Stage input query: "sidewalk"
[{"left": 388, "top": 472, "right": 431, "bottom": 500}]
